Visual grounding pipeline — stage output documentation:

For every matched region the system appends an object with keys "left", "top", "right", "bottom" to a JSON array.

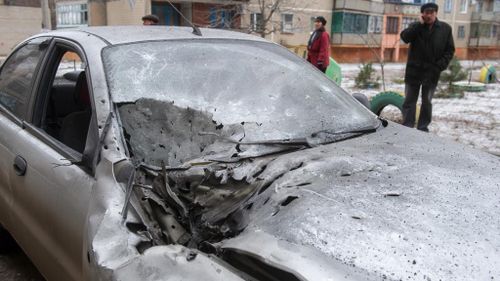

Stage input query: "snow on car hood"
[{"left": 215, "top": 123, "right": 500, "bottom": 281}]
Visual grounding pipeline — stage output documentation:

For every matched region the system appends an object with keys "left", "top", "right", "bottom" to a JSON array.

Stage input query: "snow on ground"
[{"left": 340, "top": 60, "right": 500, "bottom": 156}]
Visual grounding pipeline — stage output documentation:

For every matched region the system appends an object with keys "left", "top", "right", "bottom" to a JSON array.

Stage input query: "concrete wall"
[
  {"left": 0, "top": 5, "right": 42, "bottom": 56},
  {"left": 88, "top": 0, "right": 107, "bottom": 26},
  {"left": 334, "top": 0, "right": 384, "bottom": 13},
  {"left": 105, "top": 0, "right": 148, "bottom": 25}
]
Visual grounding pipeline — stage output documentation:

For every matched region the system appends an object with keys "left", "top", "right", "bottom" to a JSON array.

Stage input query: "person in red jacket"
[{"left": 307, "top": 16, "right": 330, "bottom": 73}]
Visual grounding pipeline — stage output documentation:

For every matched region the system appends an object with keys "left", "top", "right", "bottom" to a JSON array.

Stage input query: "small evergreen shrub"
[
  {"left": 437, "top": 56, "right": 468, "bottom": 98},
  {"left": 355, "top": 63, "right": 380, "bottom": 89}
]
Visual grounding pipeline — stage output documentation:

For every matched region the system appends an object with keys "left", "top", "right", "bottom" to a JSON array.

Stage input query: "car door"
[
  {"left": 6, "top": 39, "right": 96, "bottom": 281},
  {"left": 0, "top": 37, "right": 50, "bottom": 231}
]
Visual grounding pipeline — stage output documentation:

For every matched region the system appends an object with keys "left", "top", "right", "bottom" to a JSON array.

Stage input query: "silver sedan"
[{"left": 0, "top": 26, "right": 498, "bottom": 281}]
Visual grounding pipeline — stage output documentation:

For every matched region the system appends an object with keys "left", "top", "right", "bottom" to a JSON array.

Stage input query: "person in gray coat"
[{"left": 400, "top": 3, "right": 455, "bottom": 132}]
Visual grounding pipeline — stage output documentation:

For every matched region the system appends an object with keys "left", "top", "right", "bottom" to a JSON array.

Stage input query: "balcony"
[
  {"left": 471, "top": 11, "right": 500, "bottom": 22},
  {"left": 383, "top": 0, "right": 420, "bottom": 4}
]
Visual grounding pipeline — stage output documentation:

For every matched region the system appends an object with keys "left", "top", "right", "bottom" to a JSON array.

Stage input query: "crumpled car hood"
[{"left": 216, "top": 123, "right": 500, "bottom": 281}]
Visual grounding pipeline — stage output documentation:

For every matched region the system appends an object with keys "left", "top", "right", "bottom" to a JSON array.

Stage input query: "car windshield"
[
  {"left": 102, "top": 39, "right": 378, "bottom": 166},
  {"left": 103, "top": 39, "right": 377, "bottom": 137}
]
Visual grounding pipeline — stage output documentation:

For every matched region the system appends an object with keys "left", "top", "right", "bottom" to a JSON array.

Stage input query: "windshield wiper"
[
  {"left": 199, "top": 131, "right": 310, "bottom": 147},
  {"left": 308, "top": 118, "right": 385, "bottom": 145},
  {"left": 311, "top": 126, "right": 377, "bottom": 138},
  {"left": 199, "top": 117, "right": 386, "bottom": 154}
]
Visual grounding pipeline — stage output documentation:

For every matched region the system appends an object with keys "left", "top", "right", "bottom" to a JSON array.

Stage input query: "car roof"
[{"left": 39, "top": 26, "right": 268, "bottom": 45}]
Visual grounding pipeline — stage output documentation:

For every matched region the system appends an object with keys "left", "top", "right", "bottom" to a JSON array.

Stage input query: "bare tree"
[
  {"left": 244, "top": 0, "right": 316, "bottom": 38},
  {"left": 199, "top": 0, "right": 316, "bottom": 39},
  {"left": 247, "top": 0, "right": 283, "bottom": 38}
]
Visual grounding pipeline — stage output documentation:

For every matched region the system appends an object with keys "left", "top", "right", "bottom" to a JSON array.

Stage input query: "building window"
[
  {"left": 386, "top": 17, "right": 399, "bottom": 34},
  {"left": 250, "top": 13, "right": 263, "bottom": 32},
  {"left": 483, "top": 0, "right": 494, "bottom": 11},
  {"left": 342, "top": 13, "right": 369, "bottom": 34},
  {"left": 444, "top": 0, "right": 453, "bottom": 13},
  {"left": 476, "top": 1, "right": 483, "bottom": 12},
  {"left": 492, "top": 25, "right": 498, "bottom": 38},
  {"left": 481, "top": 24, "right": 492, "bottom": 37},
  {"left": 460, "top": 0, "right": 468, "bottom": 13},
  {"left": 368, "top": 15, "right": 382, "bottom": 34},
  {"left": 495, "top": 0, "right": 500, "bottom": 12},
  {"left": 209, "top": 7, "right": 236, "bottom": 29},
  {"left": 457, "top": 25, "right": 465, "bottom": 39},
  {"left": 402, "top": 17, "right": 418, "bottom": 30},
  {"left": 56, "top": 2, "right": 88, "bottom": 28},
  {"left": 471, "top": 23, "right": 492, "bottom": 38},
  {"left": 281, "top": 14, "right": 294, "bottom": 33},
  {"left": 470, "top": 23, "right": 479, "bottom": 38},
  {"left": 332, "top": 12, "right": 343, "bottom": 33}
]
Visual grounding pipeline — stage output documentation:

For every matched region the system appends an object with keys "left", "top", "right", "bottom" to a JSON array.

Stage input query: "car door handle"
[{"left": 13, "top": 155, "right": 27, "bottom": 176}]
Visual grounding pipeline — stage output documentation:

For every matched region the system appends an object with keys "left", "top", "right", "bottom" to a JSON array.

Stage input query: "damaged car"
[{"left": 0, "top": 26, "right": 499, "bottom": 281}]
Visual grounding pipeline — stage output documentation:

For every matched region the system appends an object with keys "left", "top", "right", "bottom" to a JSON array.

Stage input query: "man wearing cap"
[
  {"left": 307, "top": 16, "right": 330, "bottom": 73},
  {"left": 400, "top": 3, "right": 455, "bottom": 132},
  {"left": 142, "top": 14, "right": 160, "bottom": 25}
]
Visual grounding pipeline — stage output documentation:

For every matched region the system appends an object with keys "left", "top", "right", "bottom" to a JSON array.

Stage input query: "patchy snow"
[{"left": 340, "top": 61, "right": 500, "bottom": 156}]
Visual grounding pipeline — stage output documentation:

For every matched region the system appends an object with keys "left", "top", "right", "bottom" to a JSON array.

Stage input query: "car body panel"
[
  {"left": 0, "top": 30, "right": 104, "bottom": 281},
  {"left": 0, "top": 111, "right": 23, "bottom": 226},
  {"left": 8, "top": 126, "right": 94, "bottom": 281}
]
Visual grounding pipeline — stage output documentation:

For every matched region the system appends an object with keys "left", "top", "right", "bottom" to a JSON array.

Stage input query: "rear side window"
[{"left": 0, "top": 43, "right": 46, "bottom": 118}]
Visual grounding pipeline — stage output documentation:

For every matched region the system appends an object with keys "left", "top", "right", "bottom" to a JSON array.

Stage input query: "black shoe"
[{"left": 418, "top": 128, "right": 429, "bottom": 132}]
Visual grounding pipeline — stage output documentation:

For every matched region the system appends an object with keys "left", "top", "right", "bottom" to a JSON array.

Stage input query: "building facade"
[
  {"left": 51, "top": 0, "right": 333, "bottom": 56},
  {"left": 0, "top": 0, "right": 43, "bottom": 55},
  {"left": 468, "top": 0, "right": 500, "bottom": 59},
  {"left": 330, "top": 0, "right": 499, "bottom": 62},
  {"left": 2, "top": 0, "right": 498, "bottom": 60}
]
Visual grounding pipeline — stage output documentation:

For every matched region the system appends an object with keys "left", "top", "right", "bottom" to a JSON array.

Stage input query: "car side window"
[
  {"left": 37, "top": 47, "right": 91, "bottom": 154},
  {"left": 0, "top": 43, "right": 46, "bottom": 119}
]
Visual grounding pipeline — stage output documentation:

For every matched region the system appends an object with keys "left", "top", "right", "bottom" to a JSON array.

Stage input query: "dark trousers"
[
  {"left": 402, "top": 83, "right": 436, "bottom": 131},
  {"left": 316, "top": 65, "right": 327, "bottom": 73}
]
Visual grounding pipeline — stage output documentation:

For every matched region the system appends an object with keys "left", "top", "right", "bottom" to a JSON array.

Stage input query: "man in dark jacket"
[
  {"left": 307, "top": 16, "right": 330, "bottom": 73},
  {"left": 400, "top": 3, "right": 455, "bottom": 132}
]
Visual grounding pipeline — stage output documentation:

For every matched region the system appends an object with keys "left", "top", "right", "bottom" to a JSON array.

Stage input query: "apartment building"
[
  {"left": 0, "top": 0, "right": 43, "bottom": 55},
  {"left": 331, "top": 0, "right": 432, "bottom": 62},
  {"left": 331, "top": 0, "right": 499, "bottom": 62},
  {"left": 49, "top": 0, "right": 242, "bottom": 29},
  {"left": 468, "top": 0, "right": 500, "bottom": 59},
  {"left": 2, "top": 0, "right": 496, "bottom": 60},
  {"left": 50, "top": 0, "right": 333, "bottom": 54}
]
